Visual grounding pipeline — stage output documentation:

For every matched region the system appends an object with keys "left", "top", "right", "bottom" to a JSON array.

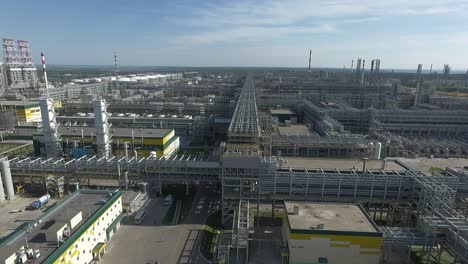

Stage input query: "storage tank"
[{"left": 0, "top": 160, "right": 14, "bottom": 200}]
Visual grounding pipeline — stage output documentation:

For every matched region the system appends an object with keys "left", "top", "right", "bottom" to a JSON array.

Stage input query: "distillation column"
[
  {"left": 40, "top": 98, "right": 61, "bottom": 158},
  {"left": 93, "top": 97, "right": 112, "bottom": 158}
]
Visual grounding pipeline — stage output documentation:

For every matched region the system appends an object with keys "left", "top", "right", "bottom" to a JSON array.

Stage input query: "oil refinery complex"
[{"left": 1, "top": 39, "right": 468, "bottom": 264}]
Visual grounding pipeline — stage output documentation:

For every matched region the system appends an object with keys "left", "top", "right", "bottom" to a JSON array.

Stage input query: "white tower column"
[
  {"left": 40, "top": 98, "right": 61, "bottom": 157},
  {"left": 93, "top": 97, "right": 112, "bottom": 158}
]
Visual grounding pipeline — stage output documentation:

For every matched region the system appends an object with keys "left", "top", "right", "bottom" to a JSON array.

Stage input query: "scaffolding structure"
[
  {"left": 6, "top": 154, "right": 468, "bottom": 261},
  {"left": 5, "top": 74, "right": 468, "bottom": 262},
  {"left": 271, "top": 134, "right": 370, "bottom": 158},
  {"left": 231, "top": 200, "right": 251, "bottom": 264},
  {"left": 227, "top": 74, "right": 260, "bottom": 150},
  {"left": 1, "top": 38, "right": 38, "bottom": 88}
]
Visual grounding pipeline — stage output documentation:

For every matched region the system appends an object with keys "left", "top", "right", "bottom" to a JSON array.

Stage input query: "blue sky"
[{"left": 1, "top": 0, "right": 468, "bottom": 70}]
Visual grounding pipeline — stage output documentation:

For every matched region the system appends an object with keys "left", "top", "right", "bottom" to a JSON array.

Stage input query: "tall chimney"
[
  {"left": 41, "top": 52, "right": 49, "bottom": 93},
  {"left": 361, "top": 59, "right": 366, "bottom": 85}
]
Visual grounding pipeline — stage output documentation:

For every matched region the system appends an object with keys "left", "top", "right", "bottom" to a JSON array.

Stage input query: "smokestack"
[
  {"left": 114, "top": 51, "right": 119, "bottom": 90},
  {"left": 429, "top": 64, "right": 433, "bottom": 74},
  {"left": 41, "top": 52, "right": 49, "bottom": 92},
  {"left": 308, "top": 50, "right": 311, "bottom": 72},
  {"left": 414, "top": 64, "right": 423, "bottom": 107},
  {"left": 361, "top": 59, "right": 366, "bottom": 85},
  {"left": 351, "top": 60, "right": 354, "bottom": 71}
]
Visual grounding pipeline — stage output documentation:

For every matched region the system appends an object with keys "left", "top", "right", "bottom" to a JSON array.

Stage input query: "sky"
[{"left": 1, "top": 0, "right": 468, "bottom": 70}]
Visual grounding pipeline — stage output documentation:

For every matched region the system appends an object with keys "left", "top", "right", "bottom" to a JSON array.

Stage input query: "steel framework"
[{"left": 228, "top": 74, "right": 260, "bottom": 147}]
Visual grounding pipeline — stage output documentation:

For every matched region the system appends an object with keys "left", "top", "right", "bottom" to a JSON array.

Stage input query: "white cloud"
[
  {"left": 130, "top": 0, "right": 468, "bottom": 68},
  {"left": 165, "top": 0, "right": 468, "bottom": 46}
]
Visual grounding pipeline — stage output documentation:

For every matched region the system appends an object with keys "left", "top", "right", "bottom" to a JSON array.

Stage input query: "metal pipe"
[{"left": 1, "top": 160, "right": 14, "bottom": 199}]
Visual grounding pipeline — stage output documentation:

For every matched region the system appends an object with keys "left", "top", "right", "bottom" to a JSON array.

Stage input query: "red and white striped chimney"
[{"left": 41, "top": 52, "right": 49, "bottom": 91}]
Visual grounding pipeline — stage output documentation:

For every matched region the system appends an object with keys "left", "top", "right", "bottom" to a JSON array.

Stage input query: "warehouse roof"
[
  {"left": 270, "top": 108, "right": 295, "bottom": 115},
  {"left": 0, "top": 100, "right": 39, "bottom": 108},
  {"left": 56, "top": 126, "right": 173, "bottom": 139},
  {"left": 277, "top": 124, "right": 312, "bottom": 136},
  {"left": 282, "top": 157, "right": 404, "bottom": 171},
  {"left": 284, "top": 202, "right": 379, "bottom": 233}
]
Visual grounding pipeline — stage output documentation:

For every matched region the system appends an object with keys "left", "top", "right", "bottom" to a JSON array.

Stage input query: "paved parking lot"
[
  {"left": 103, "top": 184, "right": 220, "bottom": 264},
  {"left": 102, "top": 224, "right": 209, "bottom": 264},
  {"left": 0, "top": 197, "right": 55, "bottom": 238}
]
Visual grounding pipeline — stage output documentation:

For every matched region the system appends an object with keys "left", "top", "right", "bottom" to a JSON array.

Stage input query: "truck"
[{"left": 29, "top": 194, "right": 51, "bottom": 210}]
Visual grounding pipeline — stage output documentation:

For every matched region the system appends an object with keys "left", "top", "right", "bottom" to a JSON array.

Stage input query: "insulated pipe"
[
  {"left": 0, "top": 160, "right": 14, "bottom": 200},
  {"left": 0, "top": 170, "right": 5, "bottom": 202}
]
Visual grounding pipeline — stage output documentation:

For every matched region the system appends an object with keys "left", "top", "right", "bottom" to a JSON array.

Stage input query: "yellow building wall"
[
  {"left": 162, "top": 130, "right": 175, "bottom": 145},
  {"left": 288, "top": 233, "right": 382, "bottom": 264},
  {"left": 16, "top": 107, "right": 41, "bottom": 123},
  {"left": 51, "top": 196, "right": 122, "bottom": 264}
]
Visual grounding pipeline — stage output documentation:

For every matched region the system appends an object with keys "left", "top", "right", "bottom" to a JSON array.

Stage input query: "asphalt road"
[
  {"left": 185, "top": 183, "right": 221, "bottom": 224},
  {"left": 141, "top": 197, "right": 171, "bottom": 226}
]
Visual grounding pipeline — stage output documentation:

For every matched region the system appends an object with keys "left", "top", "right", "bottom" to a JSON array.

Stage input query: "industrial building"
[
  {"left": 0, "top": 63, "right": 7, "bottom": 93},
  {"left": 0, "top": 189, "right": 123, "bottom": 264},
  {"left": 32, "top": 126, "right": 179, "bottom": 158},
  {"left": 1, "top": 39, "right": 39, "bottom": 92},
  {"left": 0, "top": 100, "right": 41, "bottom": 124},
  {"left": 2, "top": 65, "right": 468, "bottom": 264},
  {"left": 282, "top": 202, "right": 382, "bottom": 264}
]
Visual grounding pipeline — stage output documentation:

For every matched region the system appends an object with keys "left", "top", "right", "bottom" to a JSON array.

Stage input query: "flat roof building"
[
  {"left": 282, "top": 201, "right": 382, "bottom": 264},
  {"left": 0, "top": 189, "right": 123, "bottom": 264},
  {"left": 32, "top": 127, "right": 180, "bottom": 158},
  {"left": 0, "top": 100, "right": 42, "bottom": 125}
]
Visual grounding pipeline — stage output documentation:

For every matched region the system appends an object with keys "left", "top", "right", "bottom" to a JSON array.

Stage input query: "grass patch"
[
  {"left": 411, "top": 246, "right": 454, "bottom": 264},
  {"left": 0, "top": 143, "right": 33, "bottom": 153},
  {"left": 429, "top": 167, "right": 444, "bottom": 176},
  {"left": 200, "top": 211, "right": 224, "bottom": 260},
  {"left": 200, "top": 229, "right": 218, "bottom": 260}
]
